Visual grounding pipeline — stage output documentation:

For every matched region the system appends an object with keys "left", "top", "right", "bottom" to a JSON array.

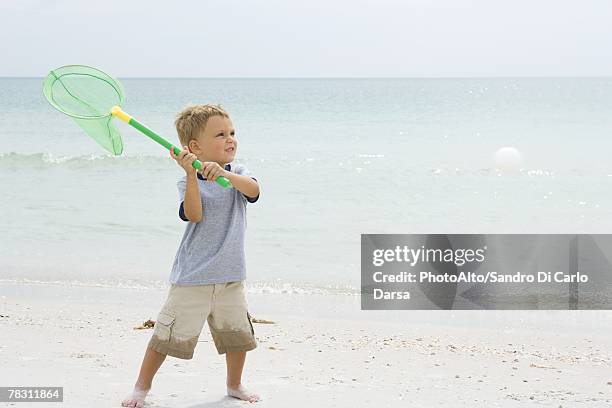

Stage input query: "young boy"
[{"left": 122, "top": 104, "right": 261, "bottom": 407}]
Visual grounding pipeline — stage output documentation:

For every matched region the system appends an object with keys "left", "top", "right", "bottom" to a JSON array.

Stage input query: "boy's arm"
[
  {"left": 171, "top": 147, "right": 203, "bottom": 222},
  {"left": 224, "top": 172, "right": 260, "bottom": 200},
  {"left": 183, "top": 172, "right": 203, "bottom": 222}
]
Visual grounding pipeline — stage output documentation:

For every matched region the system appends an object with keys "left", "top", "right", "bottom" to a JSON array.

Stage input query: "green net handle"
[{"left": 111, "top": 106, "right": 232, "bottom": 188}]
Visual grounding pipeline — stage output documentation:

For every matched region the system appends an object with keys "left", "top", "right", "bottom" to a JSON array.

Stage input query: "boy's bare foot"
[
  {"left": 227, "top": 383, "right": 261, "bottom": 403},
  {"left": 121, "top": 385, "right": 149, "bottom": 408}
]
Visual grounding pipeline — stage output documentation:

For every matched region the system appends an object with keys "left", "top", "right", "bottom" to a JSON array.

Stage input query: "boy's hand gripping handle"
[{"left": 111, "top": 106, "right": 232, "bottom": 188}]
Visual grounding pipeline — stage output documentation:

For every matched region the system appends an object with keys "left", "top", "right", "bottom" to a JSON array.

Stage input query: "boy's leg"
[
  {"left": 122, "top": 284, "right": 212, "bottom": 407},
  {"left": 225, "top": 350, "right": 260, "bottom": 402},
  {"left": 226, "top": 350, "right": 246, "bottom": 387},
  {"left": 121, "top": 346, "right": 166, "bottom": 408},
  {"left": 207, "top": 281, "right": 260, "bottom": 402},
  {"left": 136, "top": 346, "right": 167, "bottom": 390}
]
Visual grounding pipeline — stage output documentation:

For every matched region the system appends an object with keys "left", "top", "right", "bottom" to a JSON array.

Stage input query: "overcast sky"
[{"left": 1, "top": 0, "right": 611, "bottom": 77}]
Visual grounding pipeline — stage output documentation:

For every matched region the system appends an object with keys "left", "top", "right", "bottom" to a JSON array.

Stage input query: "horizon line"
[{"left": 2, "top": 75, "right": 612, "bottom": 80}]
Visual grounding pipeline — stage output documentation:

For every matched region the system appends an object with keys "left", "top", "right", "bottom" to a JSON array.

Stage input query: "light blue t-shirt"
[{"left": 169, "top": 163, "right": 259, "bottom": 285}]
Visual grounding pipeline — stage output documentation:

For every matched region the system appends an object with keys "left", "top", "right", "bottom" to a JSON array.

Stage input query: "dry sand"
[{"left": 0, "top": 281, "right": 611, "bottom": 407}]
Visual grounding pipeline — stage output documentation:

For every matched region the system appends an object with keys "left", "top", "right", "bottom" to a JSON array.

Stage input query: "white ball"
[{"left": 494, "top": 147, "right": 522, "bottom": 172}]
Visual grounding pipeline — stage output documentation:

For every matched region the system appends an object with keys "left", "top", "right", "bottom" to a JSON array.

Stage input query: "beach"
[{"left": 1, "top": 281, "right": 611, "bottom": 407}]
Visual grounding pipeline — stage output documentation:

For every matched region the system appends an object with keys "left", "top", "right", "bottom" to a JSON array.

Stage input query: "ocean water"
[{"left": 1, "top": 77, "right": 612, "bottom": 293}]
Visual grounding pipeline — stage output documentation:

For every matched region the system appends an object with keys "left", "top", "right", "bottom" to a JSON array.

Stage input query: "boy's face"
[{"left": 188, "top": 115, "right": 237, "bottom": 165}]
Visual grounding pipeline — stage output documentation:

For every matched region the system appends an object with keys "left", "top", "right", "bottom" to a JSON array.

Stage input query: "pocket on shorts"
[{"left": 155, "top": 308, "right": 176, "bottom": 342}]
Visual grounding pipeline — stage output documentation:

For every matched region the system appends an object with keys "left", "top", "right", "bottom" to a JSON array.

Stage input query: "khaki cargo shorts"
[{"left": 148, "top": 281, "right": 257, "bottom": 359}]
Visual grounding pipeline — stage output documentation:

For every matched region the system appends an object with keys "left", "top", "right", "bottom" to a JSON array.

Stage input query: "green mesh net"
[{"left": 42, "top": 65, "right": 125, "bottom": 155}]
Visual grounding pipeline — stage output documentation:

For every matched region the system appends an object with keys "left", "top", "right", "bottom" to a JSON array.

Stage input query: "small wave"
[
  {"left": 0, "top": 152, "right": 172, "bottom": 168},
  {"left": 0, "top": 277, "right": 169, "bottom": 291},
  {"left": 357, "top": 154, "right": 385, "bottom": 158},
  {"left": 429, "top": 167, "right": 557, "bottom": 177},
  {"left": 247, "top": 280, "right": 359, "bottom": 295},
  {"left": 0, "top": 277, "right": 360, "bottom": 296}
]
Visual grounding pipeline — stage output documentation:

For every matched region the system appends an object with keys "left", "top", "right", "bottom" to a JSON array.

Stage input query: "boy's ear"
[{"left": 188, "top": 139, "right": 200, "bottom": 154}]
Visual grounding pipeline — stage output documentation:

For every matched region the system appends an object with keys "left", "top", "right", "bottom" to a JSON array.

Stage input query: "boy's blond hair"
[{"left": 175, "top": 104, "right": 230, "bottom": 147}]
